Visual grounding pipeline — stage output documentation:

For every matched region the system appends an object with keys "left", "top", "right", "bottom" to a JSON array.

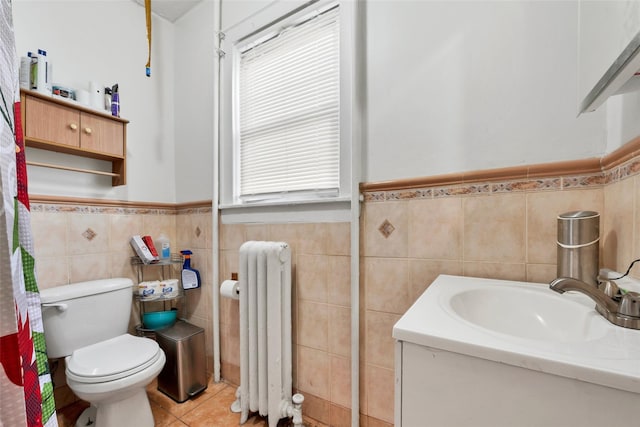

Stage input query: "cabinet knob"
[
  {"left": 69, "top": 123, "right": 78, "bottom": 131},
  {"left": 84, "top": 127, "right": 92, "bottom": 135}
]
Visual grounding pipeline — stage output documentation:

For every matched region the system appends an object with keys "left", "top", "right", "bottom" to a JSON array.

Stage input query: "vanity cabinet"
[
  {"left": 394, "top": 275, "right": 640, "bottom": 427},
  {"left": 20, "top": 89, "right": 128, "bottom": 186}
]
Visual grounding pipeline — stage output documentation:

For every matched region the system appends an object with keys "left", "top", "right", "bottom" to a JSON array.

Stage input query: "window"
[
  {"left": 238, "top": 5, "right": 340, "bottom": 201},
  {"left": 220, "top": 0, "right": 353, "bottom": 217}
]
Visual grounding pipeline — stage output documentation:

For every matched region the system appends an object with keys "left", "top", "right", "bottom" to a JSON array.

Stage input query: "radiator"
[{"left": 233, "top": 241, "right": 303, "bottom": 427}]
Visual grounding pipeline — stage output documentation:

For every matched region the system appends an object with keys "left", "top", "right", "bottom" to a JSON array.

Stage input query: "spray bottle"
[{"left": 180, "top": 250, "right": 201, "bottom": 290}]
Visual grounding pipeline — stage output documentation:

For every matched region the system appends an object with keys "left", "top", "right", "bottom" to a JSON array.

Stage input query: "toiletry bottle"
[
  {"left": 156, "top": 233, "right": 170, "bottom": 260},
  {"left": 19, "top": 56, "right": 30, "bottom": 89},
  {"left": 46, "top": 61, "right": 53, "bottom": 94},
  {"left": 104, "top": 87, "right": 112, "bottom": 111},
  {"left": 29, "top": 51, "right": 38, "bottom": 90},
  {"left": 111, "top": 84, "right": 120, "bottom": 117},
  {"left": 36, "top": 49, "right": 49, "bottom": 94},
  {"left": 90, "top": 81, "right": 103, "bottom": 110}
]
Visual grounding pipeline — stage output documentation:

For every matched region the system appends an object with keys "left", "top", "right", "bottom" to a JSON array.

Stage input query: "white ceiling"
[{"left": 131, "top": 0, "right": 203, "bottom": 23}]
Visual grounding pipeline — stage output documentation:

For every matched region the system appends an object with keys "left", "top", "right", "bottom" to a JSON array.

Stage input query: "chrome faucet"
[{"left": 550, "top": 277, "right": 640, "bottom": 330}]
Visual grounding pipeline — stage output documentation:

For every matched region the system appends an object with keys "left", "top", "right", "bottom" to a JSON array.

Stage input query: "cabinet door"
[
  {"left": 24, "top": 96, "right": 80, "bottom": 148},
  {"left": 80, "top": 112, "right": 125, "bottom": 157}
]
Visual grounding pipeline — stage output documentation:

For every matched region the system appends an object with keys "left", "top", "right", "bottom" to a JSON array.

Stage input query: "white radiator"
[{"left": 233, "top": 241, "right": 303, "bottom": 427}]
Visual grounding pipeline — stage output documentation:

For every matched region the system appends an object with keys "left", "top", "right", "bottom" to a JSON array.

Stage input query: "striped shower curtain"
[{"left": 0, "top": 1, "right": 57, "bottom": 426}]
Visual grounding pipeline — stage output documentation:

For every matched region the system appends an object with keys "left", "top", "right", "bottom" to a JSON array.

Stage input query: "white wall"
[
  {"left": 14, "top": 0, "right": 640, "bottom": 202},
  {"left": 605, "top": 91, "right": 640, "bottom": 153},
  {"left": 174, "top": 0, "right": 215, "bottom": 203},
  {"left": 221, "top": 0, "right": 269, "bottom": 31},
  {"left": 364, "top": 0, "right": 607, "bottom": 183},
  {"left": 13, "top": 0, "right": 177, "bottom": 203}
]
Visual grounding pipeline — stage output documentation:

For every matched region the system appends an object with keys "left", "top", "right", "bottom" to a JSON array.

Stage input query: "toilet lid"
[{"left": 66, "top": 334, "right": 161, "bottom": 383}]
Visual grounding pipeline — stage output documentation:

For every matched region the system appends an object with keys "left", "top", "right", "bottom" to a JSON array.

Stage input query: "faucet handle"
[
  {"left": 599, "top": 279, "right": 620, "bottom": 298},
  {"left": 620, "top": 292, "right": 640, "bottom": 318}
]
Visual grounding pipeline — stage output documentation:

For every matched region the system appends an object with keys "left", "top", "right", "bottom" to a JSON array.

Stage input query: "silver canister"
[{"left": 557, "top": 210, "right": 600, "bottom": 286}]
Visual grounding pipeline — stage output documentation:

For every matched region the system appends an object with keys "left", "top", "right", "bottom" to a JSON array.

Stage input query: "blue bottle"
[{"left": 111, "top": 84, "right": 120, "bottom": 117}]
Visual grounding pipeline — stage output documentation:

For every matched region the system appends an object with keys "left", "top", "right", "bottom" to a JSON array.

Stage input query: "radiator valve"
[{"left": 281, "top": 393, "right": 304, "bottom": 426}]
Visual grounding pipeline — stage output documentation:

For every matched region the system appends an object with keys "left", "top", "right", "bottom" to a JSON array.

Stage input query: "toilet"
[{"left": 40, "top": 278, "right": 165, "bottom": 427}]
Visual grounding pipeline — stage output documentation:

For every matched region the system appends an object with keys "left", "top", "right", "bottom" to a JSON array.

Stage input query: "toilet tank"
[{"left": 40, "top": 278, "right": 134, "bottom": 358}]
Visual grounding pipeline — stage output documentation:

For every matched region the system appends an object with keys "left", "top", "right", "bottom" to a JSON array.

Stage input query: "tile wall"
[{"left": 30, "top": 202, "right": 213, "bottom": 410}]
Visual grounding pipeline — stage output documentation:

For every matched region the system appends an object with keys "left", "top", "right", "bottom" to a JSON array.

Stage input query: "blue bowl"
[{"left": 143, "top": 309, "right": 177, "bottom": 330}]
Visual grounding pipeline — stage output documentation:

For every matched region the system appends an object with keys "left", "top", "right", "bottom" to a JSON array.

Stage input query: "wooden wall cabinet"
[{"left": 20, "top": 89, "right": 129, "bottom": 186}]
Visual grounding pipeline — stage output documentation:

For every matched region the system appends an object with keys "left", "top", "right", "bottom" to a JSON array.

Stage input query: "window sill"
[{"left": 219, "top": 197, "right": 351, "bottom": 224}]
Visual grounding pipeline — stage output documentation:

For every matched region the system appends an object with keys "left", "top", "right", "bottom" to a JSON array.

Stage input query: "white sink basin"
[{"left": 447, "top": 285, "right": 608, "bottom": 342}]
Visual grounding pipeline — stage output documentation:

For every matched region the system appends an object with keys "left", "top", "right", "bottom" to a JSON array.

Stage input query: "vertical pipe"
[
  {"left": 212, "top": 0, "right": 222, "bottom": 384},
  {"left": 350, "top": 167, "right": 360, "bottom": 427},
  {"left": 350, "top": 1, "right": 363, "bottom": 425}
]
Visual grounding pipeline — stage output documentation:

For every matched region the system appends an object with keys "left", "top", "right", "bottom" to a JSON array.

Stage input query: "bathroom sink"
[
  {"left": 393, "top": 274, "right": 640, "bottom": 395},
  {"left": 447, "top": 285, "right": 608, "bottom": 342},
  {"left": 393, "top": 275, "right": 640, "bottom": 427}
]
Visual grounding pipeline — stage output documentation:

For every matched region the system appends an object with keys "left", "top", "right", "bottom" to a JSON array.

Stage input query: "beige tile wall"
[
  {"left": 175, "top": 208, "right": 214, "bottom": 373},
  {"left": 603, "top": 177, "right": 638, "bottom": 273},
  {"left": 30, "top": 204, "right": 214, "bottom": 409},
  {"left": 359, "top": 168, "right": 640, "bottom": 424},
  {"left": 31, "top": 208, "right": 177, "bottom": 289},
  {"left": 361, "top": 188, "right": 609, "bottom": 423}
]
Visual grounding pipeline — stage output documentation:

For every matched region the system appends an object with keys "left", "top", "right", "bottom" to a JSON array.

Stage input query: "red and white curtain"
[{"left": 0, "top": 0, "right": 57, "bottom": 425}]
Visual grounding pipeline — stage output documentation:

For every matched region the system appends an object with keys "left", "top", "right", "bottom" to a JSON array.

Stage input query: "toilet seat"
[{"left": 66, "top": 334, "right": 162, "bottom": 384}]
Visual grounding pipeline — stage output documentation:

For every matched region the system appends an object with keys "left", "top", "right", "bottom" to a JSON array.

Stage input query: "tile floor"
[{"left": 55, "top": 378, "right": 327, "bottom": 427}]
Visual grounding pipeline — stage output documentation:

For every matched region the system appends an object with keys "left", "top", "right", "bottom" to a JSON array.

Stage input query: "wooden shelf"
[{"left": 20, "top": 89, "right": 129, "bottom": 186}]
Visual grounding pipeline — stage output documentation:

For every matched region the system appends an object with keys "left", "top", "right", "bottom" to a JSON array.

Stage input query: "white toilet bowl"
[
  {"left": 65, "top": 334, "right": 165, "bottom": 427},
  {"left": 40, "top": 279, "right": 167, "bottom": 427}
]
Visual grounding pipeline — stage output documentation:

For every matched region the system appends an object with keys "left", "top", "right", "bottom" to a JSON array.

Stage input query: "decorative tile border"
[
  {"left": 30, "top": 203, "right": 178, "bottom": 215},
  {"left": 176, "top": 206, "right": 213, "bottom": 215},
  {"left": 561, "top": 173, "right": 607, "bottom": 189},
  {"left": 29, "top": 195, "right": 212, "bottom": 215},
  {"left": 361, "top": 138, "right": 640, "bottom": 202}
]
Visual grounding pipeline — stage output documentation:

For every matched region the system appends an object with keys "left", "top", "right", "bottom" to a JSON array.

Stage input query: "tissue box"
[{"left": 130, "top": 235, "right": 157, "bottom": 264}]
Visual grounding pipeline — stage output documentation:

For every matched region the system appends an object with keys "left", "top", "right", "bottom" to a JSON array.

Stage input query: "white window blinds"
[{"left": 238, "top": 4, "right": 340, "bottom": 200}]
